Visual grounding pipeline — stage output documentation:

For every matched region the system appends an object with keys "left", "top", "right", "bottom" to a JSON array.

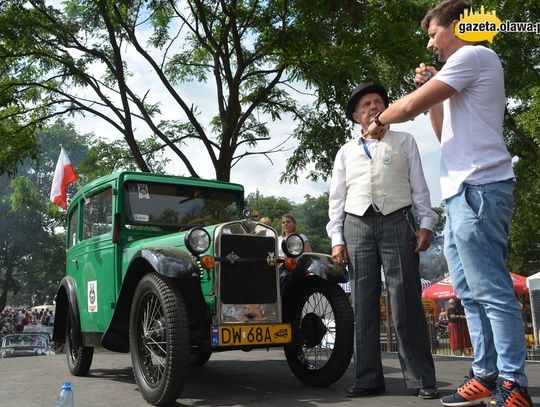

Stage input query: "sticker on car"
[{"left": 87, "top": 280, "right": 98, "bottom": 313}]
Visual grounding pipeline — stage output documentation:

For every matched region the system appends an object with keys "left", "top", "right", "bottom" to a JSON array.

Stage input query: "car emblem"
[
  {"left": 226, "top": 252, "right": 240, "bottom": 264},
  {"left": 266, "top": 252, "right": 276, "bottom": 266}
]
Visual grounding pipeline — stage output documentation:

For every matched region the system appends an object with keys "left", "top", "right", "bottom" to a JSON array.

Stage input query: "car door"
[{"left": 70, "top": 186, "right": 117, "bottom": 333}]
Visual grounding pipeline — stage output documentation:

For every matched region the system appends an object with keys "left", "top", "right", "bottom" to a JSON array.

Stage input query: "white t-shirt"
[{"left": 433, "top": 45, "right": 514, "bottom": 200}]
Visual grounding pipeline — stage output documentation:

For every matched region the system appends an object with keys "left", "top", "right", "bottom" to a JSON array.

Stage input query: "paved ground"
[{"left": 0, "top": 349, "right": 539, "bottom": 406}]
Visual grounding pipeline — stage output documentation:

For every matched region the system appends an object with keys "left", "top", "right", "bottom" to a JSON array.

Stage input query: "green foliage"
[
  {"left": 78, "top": 136, "right": 170, "bottom": 182},
  {"left": 507, "top": 157, "right": 540, "bottom": 275},
  {"left": 245, "top": 191, "right": 331, "bottom": 253},
  {"left": 0, "top": 176, "right": 64, "bottom": 310},
  {"left": 0, "top": 110, "right": 39, "bottom": 176},
  {"left": 294, "top": 193, "right": 332, "bottom": 254},
  {"left": 0, "top": 0, "right": 436, "bottom": 183},
  {"left": 1, "top": 0, "right": 321, "bottom": 180},
  {"left": 509, "top": 87, "right": 540, "bottom": 274},
  {"left": 20, "top": 119, "right": 89, "bottom": 199},
  {"left": 0, "top": 120, "right": 90, "bottom": 309},
  {"left": 282, "top": 0, "right": 432, "bottom": 183},
  {"left": 245, "top": 191, "right": 295, "bottom": 229}
]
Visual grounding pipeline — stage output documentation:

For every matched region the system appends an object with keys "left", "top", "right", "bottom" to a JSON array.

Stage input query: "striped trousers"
[{"left": 344, "top": 208, "right": 436, "bottom": 389}]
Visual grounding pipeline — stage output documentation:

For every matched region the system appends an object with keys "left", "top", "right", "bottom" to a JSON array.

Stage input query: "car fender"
[
  {"left": 295, "top": 253, "right": 349, "bottom": 284},
  {"left": 52, "top": 276, "right": 81, "bottom": 346},
  {"left": 134, "top": 247, "right": 201, "bottom": 278},
  {"left": 101, "top": 247, "right": 207, "bottom": 353}
]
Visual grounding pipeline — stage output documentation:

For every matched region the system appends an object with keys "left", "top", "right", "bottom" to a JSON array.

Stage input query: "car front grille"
[{"left": 219, "top": 234, "right": 277, "bottom": 304}]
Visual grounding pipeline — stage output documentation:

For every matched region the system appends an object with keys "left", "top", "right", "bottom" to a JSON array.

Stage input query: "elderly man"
[{"left": 327, "top": 83, "right": 439, "bottom": 399}]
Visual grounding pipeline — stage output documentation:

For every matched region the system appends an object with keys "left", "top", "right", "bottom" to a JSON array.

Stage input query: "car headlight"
[
  {"left": 282, "top": 233, "right": 304, "bottom": 258},
  {"left": 185, "top": 228, "right": 211, "bottom": 255}
]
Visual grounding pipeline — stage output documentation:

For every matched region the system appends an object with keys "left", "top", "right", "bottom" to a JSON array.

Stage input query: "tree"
[
  {"left": 492, "top": 1, "right": 540, "bottom": 275},
  {"left": 506, "top": 86, "right": 540, "bottom": 275},
  {"left": 245, "top": 191, "right": 295, "bottom": 229},
  {"left": 0, "top": 120, "right": 88, "bottom": 309},
  {"left": 0, "top": 176, "right": 62, "bottom": 310},
  {"left": 0, "top": 116, "right": 39, "bottom": 177},
  {"left": 294, "top": 193, "right": 332, "bottom": 254},
  {"left": 246, "top": 191, "right": 330, "bottom": 253},
  {"left": 78, "top": 136, "right": 170, "bottom": 181},
  {"left": 0, "top": 0, "right": 432, "bottom": 181},
  {"left": 17, "top": 120, "right": 89, "bottom": 199}
]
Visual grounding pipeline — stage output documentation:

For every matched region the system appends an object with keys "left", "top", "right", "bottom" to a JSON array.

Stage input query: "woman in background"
[{"left": 278, "top": 213, "right": 312, "bottom": 257}]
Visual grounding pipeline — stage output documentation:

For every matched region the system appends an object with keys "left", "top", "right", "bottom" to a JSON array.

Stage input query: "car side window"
[
  {"left": 68, "top": 204, "right": 78, "bottom": 249},
  {"left": 82, "top": 188, "right": 113, "bottom": 240}
]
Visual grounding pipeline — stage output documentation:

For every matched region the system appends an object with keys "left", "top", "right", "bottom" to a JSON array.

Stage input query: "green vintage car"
[{"left": 52, "top": 172, "right": 353, "bottom": 406}]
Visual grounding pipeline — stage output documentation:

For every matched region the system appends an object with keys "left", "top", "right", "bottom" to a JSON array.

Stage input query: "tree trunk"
[{"left": 0, "top": 266, "right": 13, "bottom": 311}]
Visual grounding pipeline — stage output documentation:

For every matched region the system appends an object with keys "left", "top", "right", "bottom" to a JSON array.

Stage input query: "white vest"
[{"left": 344, "top": 131, "right": 412, "bottom": 216}]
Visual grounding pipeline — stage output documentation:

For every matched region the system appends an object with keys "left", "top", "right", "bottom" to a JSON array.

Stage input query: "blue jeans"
[{"left": 444, "top": 180, "right": 527, "bottom": 386}]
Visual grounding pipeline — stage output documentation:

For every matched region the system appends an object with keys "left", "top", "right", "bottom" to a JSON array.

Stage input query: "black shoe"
[
  {"left": 417, "top": 386, "right": 440, "bottom": 399},
  {"left": 346, "top": 386, "right": 385, "bottom": 397}
]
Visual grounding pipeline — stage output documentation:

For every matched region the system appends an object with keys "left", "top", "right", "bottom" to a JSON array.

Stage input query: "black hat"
[{"left": 346, "top": 83, "right": 389, "bottom": 123}]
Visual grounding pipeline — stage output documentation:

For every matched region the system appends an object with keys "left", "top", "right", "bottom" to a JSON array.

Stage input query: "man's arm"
[
  {"left": 365, "top": 79, "right": 457, "bottom": 139},
  {"left": 415, "top": 64, "right": 444, "bottom": 141},
  {"left": 383, "top": 79, "right": 456, "bottom": 124},
  {"left": 326, "top": 148, "right": 349, "bottom": 265},
  {"left": 403, "top": 134, "right": 439, "bottom": 252}
]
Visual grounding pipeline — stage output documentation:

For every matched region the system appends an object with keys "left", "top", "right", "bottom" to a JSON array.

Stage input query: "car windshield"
[{"left": 124, "top": 181, "right": 243, "bottom": 230}]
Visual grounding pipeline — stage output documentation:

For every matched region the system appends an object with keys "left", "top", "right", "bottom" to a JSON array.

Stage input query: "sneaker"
[
  {"left": 441, "top": 374, "right": 496, "bottom": 406},
  {"left": 488, "top": 378, "right": 533, "bottom": 407}
]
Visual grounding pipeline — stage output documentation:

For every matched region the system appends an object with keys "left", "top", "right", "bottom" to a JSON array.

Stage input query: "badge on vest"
[{"left": 382, "top": 154, "right": 392, "bottom": 165}]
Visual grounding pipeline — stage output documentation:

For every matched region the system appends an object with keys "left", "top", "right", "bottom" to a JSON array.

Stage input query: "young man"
[
  {"left": 327, "top": 83, "right": 439, "bottom": 399},
  {"left": 364, "top": 1, "right": 531, "bottom": 406}
]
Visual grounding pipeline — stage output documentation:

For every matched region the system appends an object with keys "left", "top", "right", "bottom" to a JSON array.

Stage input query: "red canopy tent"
[{"left": 422, "top": 272, "right": 529, "bottom": 300}]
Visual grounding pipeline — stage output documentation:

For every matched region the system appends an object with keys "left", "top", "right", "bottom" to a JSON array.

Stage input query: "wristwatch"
[{"left": 374, "top": 112, "right": 385, "bottom": 128}]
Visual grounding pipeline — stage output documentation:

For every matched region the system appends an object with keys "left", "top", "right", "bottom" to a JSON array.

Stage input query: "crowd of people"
[{"left": 1, "top": 306, "right": 55, "bottom": 338}]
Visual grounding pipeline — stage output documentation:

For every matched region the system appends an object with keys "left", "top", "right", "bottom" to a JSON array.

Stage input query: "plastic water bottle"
[{"left": 56, "top": 382, "right": 74, "bottom": 407}]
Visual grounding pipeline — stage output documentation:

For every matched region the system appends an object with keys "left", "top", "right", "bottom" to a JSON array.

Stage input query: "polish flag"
[{"left": 50, "top": 147, "right": 79, "bottom": 209}]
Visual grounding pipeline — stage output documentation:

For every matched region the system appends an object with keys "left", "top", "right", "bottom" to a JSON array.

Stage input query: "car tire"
[
  {"left": 283, "top": 277, "right": 354, "bottom": 387},
  {"left": 66, "top": 310, "right": 94, "bottom": 376},
  {"left": 129, "top": 273, "right": 190, "bottom": 406}
]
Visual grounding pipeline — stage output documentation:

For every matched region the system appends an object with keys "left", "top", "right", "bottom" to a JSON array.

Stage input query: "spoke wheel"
[
  {"left": 284, "top": 277, "right": 354, "bottom": 386},
  {"left": 65, "top": 310, "right": 94, "bottom": 376},
  {"left": 130, "top": 273, "right": 189, "bottom": 406}
]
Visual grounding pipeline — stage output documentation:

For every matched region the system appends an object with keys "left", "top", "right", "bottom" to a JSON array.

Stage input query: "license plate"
[{"left": 212, "top": 323, "right": 291, "bottom": 347}]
